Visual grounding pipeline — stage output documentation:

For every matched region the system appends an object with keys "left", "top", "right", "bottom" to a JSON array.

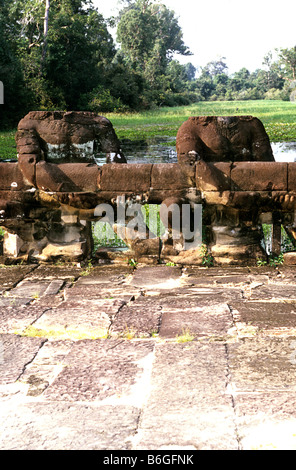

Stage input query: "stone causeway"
[{"left": 1, "top": 263, "right": 296, "bottom": 450}]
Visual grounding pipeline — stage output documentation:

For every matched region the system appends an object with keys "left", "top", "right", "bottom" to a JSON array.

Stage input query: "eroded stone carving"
[
  {"left": 176, "top": 116, "right": 274, "bottom": 164},
  {"left": 16, "top": 111, "right": 126, "bottom": 186}
]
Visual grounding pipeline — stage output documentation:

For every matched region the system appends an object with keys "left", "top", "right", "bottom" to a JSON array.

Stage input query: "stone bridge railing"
[
  {"left": 0, "top": 159, "right": 296, "bottom": 265},
  {"left": 0, "top": 111, "right": 295, "bottom": 266}
]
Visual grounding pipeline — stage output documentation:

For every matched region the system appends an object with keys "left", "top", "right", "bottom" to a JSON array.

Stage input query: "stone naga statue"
[{"left": 176, "top": 116, "right": 275, "bottom": 164}]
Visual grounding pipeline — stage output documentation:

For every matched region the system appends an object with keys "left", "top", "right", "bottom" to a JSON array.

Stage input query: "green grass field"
[
  {"left": 106, "top": 100, "right": 296, "bottom": 144},
  {"left": 1, "top": 100, "right": 296, "bottom": 160}
]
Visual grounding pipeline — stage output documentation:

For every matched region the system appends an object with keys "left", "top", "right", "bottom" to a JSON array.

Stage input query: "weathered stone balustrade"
[
  {"left": 0, "top": 111, "right": 295, "bottom": 265},
  {"left": 0, "top": 158, "right": 296, "bottom": 265}
]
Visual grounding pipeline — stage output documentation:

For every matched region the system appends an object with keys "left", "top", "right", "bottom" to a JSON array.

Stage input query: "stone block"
[
  {"left": 36, "top": 162, "right": 99, "bottom": 192},
  {"left": 0, "top": 162, "right": 27, "bottom": 190},
  {"left": 196, "top": 161, "right": 231, "bottom": 191},
  {"left": 151, "top": 163, "right": 195, "bottom": 189},
  {"left": 201, "top": 191, "right": 231, "bottom": 206},
  {"left": 40, "top": 241, "right": 88, "bottom": 260},
  {"left": 283, "top": 252, "right": 296, "bottom": 266},
  {"left": 18, "top": 154, "right": 39, "bottom": 186},
  {"left": 3, "top": 232, "right": 23, "bottom": 257},
  {"left": 230, "top": 162, "right": 288, "bottom": 191},
  {"left": 288, "top": 163, "right": 296, "bottom": 192},
  {"left": 61, "top": 214, "right": 78, "bottom": 224},
  {"left": 98, "top": 163, "right": 152, "bottom": 192}
]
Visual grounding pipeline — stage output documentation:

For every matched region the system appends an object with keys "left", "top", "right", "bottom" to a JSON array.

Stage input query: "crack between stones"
[
  {"left": 15, "top": 337, "right": 48, "bottom": 383},
  {"left": 224, "top": 342, "right": 242, "bottom": 450},
  {"left": 2, "top": 264, "right": 39, "bottom": 295},
  {"left": 129, "top": 342, "right": 157, "bottom": 450}
]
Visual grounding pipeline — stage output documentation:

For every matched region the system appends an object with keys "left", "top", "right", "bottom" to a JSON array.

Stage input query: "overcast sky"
[{"left": 92, "top": 0, "right": 296, "bottom": 74}]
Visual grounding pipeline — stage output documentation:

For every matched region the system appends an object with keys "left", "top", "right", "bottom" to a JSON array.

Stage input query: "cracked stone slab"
[
  {"left": 75, "top": 265, "right": 133, "bottom": 285},
  {"left": 234, "top": 392, "right": 296, "bottom": 450},
  {"left": 26, "top": 264, "right": 82, "bottom": 280},
  {"left": 0, "top": 266, "right": 36, "bottom": 294},
  {"left": 159, "top": 303, "right": 233, "bottom": 339},
  {"left": 44, "top": 339, "right": 155, "bottom": 403},
  {"left": 0, "top": 334, "right": 46, "bottom": 385},
  {"left": 31, "top": 300, "right": 124, "bottom": 339},
  {"left": 19, "top": 340, "right": 74, "bottom": 396},
  {"left": 182, "top": 268, "right": 268, "bottom": 288},
  {"left": 64, "top": 284, "right": 137, "bottom": 303},
  {"left": 110, "top": 302, "right": 162, "bottom": 338},
  {"left": 8, "top": 279, "right": 64, "bottom": 299},
  {"left": 0, "top": 304, "right": 50, "bottom": 334},
  {"left": 242, "top": 285, "right": 296, "bottom": 301},
  {"left": 134, "top": 342, "right": 238, "bottom": 450},
  {"left": 0, "top": 402, "right": 139, "bottom": 450},
  {"left": 227, "top": 337, "right": 296, "bottom": 392},
  {"left": 130, "top": 266, "right": 182, "bottom": 289},
  {"left": 162, "top": 286, "right": 243, "bottom": 302},
  {"left": 230, "top": 301, "right": 296, "bottom": 335},
  {"left": 0, "top": 296, "right": 32, "bottom": 307}
]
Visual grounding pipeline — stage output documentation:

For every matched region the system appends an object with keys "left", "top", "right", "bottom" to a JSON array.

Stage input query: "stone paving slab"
[
  {"left": 74, "top": 265, "right": 133, "bottom": 285},
  {"left": 110, "top": 302, "right": 162, "bottom": 338},
  {"left": 130, "top": 265, "right": 182, "bottom": 289},
  {"left": 227, "top": 337, "right": 296, "bottom": 392},
  {"left": 1, "top": 264, "right": 296, "bottom": 449},
  {"left": 65, "top": 284, "right": 137, "bottom": 303},
  {"left": 159, "top": 303, "right": 233, "bottom": 339},
  {"left": 0, "top": 402, "right": 140, "bottom": 450},
  {"left": 0, "top": 334, "right": 46, "bottom": 385},
  {"left": 32, "top": 298, "right": 126, "bottom": 340},
  {"left": 0, "top": 304, "right": 50, "bottom": 334},
  {"left": 133, "top": 342, "right": 238, "bottom": 450},
  {"left": 230, "top": 301, "right": 296, "bottom": 334},
  {"left": 9, "top": 279, "right": 65, "bottom": 299},
  {"left": 44, "top": 339, "right": 154, "bottom": 403},
  {"left": 234, "top": 392, "right": 296, "bottom": 450},
  {"left": 26, "top": 264, "right": 82, "bottom": 280},
  {"left": 0, "top": 266, "right": 36, "bottom": 294}
]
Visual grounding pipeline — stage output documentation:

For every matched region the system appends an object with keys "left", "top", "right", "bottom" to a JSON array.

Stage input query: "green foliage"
[
  {"left": 200, "top": 243, "right": 213, "bottom": 267},
  {"left": 1, "top": 0, "right": 296, "bottom": 125},
  {"left": 0, "top": 130, "right": 17, "bottom": 159},
  {"left": 116, "top": 0, "right": 193, "bottom": 107},
  {"left": 106, "top": 99, "right": 296, "bottom": 144},
  {"left": 78, "top": 86, "right": 128, "bottom": 114},
  {"left": 268, "top": 253, "right": 284, "bottom": 267},
  {"left": 80, "top": 260, "right": 94, "bottom": 276},
  {"left": 128, "top": 258, "right": 138, "bottom": 268},
  {"left": 92, "top": 222, "right": 127, "bottom": 252},
  {"left": 257, "top": 254, "right": 284, "bottom": 268},
  {"left": 176, "top": 327, "right": 195, "bottom": 343}
]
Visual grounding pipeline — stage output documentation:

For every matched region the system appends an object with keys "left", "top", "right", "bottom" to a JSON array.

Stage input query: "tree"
[
  {"left": 41, "top": 0, "right": 50, "bottom": 68},
  {"left": 184, "top": 63, "right": 196, "bottom": 81},
  {"left": 203, "top": 58, "right": 228, "bottom": 77},
  {"left": 277, "top": 46, "right": 296, "bottom": 80},
  {"left": 195, "top": 69, "right": 215, "bottom": 101},
  {"left": 0, "top": 0, "right": 31, "bottom": 127},
  {"left": 116, "top": 0, "right": 191, "bottom": 84},
  {"left": 43, "top": 1, "right": 115, "bottom": 109},
  {"left": 3, "top": 0, "right": 116, "bottom": 110}
]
